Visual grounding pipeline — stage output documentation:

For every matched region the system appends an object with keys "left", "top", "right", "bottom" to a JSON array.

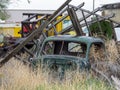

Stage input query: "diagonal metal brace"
[{"left": 67, "top": 7, "right": 83, "bottom": 36}]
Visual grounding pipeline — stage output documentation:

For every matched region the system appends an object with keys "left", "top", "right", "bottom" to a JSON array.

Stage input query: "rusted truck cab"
[{"left": 32, "top": 35, "right": 105, "bottom": 78}]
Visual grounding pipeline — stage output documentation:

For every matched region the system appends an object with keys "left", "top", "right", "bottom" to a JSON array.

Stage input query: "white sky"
[{"left": 8, "top": 0, "right": 120, "bottom": 10}]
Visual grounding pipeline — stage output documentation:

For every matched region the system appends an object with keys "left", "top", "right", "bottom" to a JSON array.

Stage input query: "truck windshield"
[{"left": 42, "top": 40, "right": 87, "bottom": 58}]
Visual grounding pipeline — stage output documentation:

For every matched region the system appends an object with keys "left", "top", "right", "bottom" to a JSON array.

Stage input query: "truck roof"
[{"left": 44, "top": 35, "right": 104, "bottom": 45}]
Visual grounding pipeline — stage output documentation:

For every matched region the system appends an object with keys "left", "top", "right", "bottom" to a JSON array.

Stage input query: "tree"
[
  {"left": 0, "top": 0, "right": 10, "bottom": 20},
  {"left": 0, "top": 0, "right": 30, "bottom": 20}
]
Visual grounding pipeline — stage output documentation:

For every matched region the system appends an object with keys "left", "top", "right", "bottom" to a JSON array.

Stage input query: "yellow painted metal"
[
  {"left": 37, "top": 15, "right": 41, "bottom": 27},
  {"left": 0, "top": 15, "right": 71, "bottom": 38},
  {"left": 56, "top": 16, "right": 63, "bottom": 33},
  {"left": 48, "top": 29, "right": 54, "bottom": 36},
  {"left": 14, "top": 27, "right": 21, "bottom": 37},
  {"left": 0, "top": 26, "right": 21, "bottom": 38},
  {"left": 68, "top": 31, "right": 76, "bottom": 35},
  {"left": 0, "top": 27, "right": 14, "bottom": 36},
  {"left": 48, "top": 16, "right": 63, "bottom": 36}
]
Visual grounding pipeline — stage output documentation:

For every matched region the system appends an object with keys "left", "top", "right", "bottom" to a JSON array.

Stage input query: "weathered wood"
[{"left": 67, "top": 7, "right": 83, "bottom": 36}]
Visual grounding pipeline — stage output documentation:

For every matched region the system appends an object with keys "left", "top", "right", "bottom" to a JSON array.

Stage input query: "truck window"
[
  {"left": 68, "top": 42, "right": 87, "bottom": 58},
  {"left": 54, "top": 41, "right": 86, "bottom": 58},
  {"left": 42, "top": 41, "right": 87, "bottom": 58},
  {"left": 68, "top": 42, "right": 83, "bottom": 52}
]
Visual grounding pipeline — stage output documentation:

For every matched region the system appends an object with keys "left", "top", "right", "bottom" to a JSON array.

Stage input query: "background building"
[
  {"left": 102, "top": 3, "right": 120, "bottom": 41},
  {"left": 102, "top": 2, "right": 120, "bottom": 23},
  {"left": 0, "top": 9, "right": 55, "bottom": 37},
  {"left": 5, "top": 9, "right": 55, "bottom": 23}
]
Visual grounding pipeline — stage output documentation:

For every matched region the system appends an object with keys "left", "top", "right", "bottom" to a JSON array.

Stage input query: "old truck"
[{"left": 30, "top": 35, "right": 105, "bottom": 79}]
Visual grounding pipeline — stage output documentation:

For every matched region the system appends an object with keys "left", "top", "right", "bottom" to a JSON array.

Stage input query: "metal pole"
[{"left": 93, "top": 0, "right": 95, "bottom": 11}]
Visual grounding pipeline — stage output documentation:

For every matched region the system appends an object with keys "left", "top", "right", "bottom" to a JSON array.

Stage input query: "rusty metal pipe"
[
  {"left": 47, "top": 2, "right": 84, "bottom": 30},
  {"left": 73, "top": 5, "right": 119, "bottom": 25},
  {"left": 48, "top": 0, "right": 72, "bottom": 23},
  {"left": 60, "top": 7, "right": 101, "bottom": 34},
  {"left": 60, "top": 14, "right": 114, "bottom": 34}
]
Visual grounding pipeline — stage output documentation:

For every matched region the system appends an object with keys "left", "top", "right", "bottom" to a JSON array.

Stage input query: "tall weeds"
[{"left": 0, "top": 39, "right": 119, "bottom": 90}]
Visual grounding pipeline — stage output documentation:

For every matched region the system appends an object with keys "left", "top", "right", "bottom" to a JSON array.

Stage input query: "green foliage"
[
  {"left": 0, "top": 0, "right": 10, "bottom": 9},
  {"left": 0, "top": 0, "right": 30, "bottom": 20},
  {"left": 0, "top": 10, "right": 9, "bottom": 20},
  {"left": 0, "top": 0, "right": 10, "bottom": 20},
  {"left": 89, "top": 20, "right": 113, "bottom": 39}
]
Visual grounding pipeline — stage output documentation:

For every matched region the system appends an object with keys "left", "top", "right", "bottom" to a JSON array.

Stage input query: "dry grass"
[
  {"left": 105, "top": 40, "right": 119, "bottom": 62},
  {"left": 0, "top": 40, "right": 119, "bottom": 90},
  {"left": 0, "top": 58, "right": 114, "bottom": 90},
  {"left": 0, "top": 58, "right": 49, "bottom": 90}
]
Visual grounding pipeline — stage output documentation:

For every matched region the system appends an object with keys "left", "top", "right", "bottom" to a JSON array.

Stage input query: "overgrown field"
[{"left": 0, "top": 40, "right": 119, "bottom": 90}]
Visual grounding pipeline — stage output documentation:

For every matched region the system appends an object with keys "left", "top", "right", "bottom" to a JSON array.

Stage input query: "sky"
[{"left": 8, "top": 0, "right": 120, "bottom": 10}]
